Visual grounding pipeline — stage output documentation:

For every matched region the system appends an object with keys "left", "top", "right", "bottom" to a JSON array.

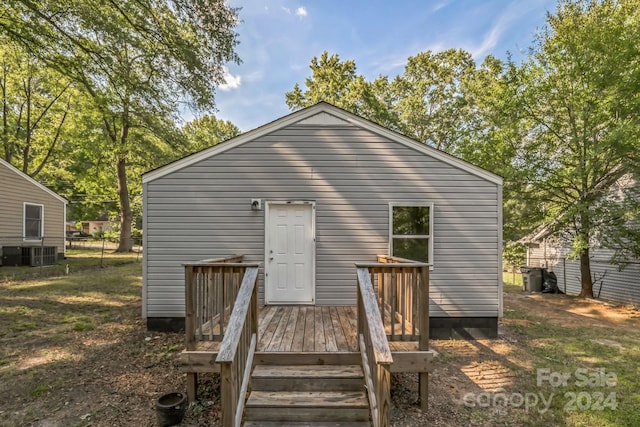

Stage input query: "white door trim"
[{"left": 264, "top": 201, "right": 316, "bottom": 304}]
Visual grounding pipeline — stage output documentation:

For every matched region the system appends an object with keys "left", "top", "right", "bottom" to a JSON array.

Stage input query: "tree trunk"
[
  {"left": 115, "top": 156, "right": 133, "bottom": 252},
  {"left": 578, "top": 247, "right": 594, "bottom": 298},
  {"left": 22, "top": 75, "right": 32, "bottom": 173},
  {"left": 1, "top": 64, "right": 10, "bottom": 162}
]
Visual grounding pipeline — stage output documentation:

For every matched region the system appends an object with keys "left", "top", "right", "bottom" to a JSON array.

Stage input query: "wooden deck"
[
  {"left": 182, "top": 305, "right": 432, "bottom": 377},
  {"left": 258, "top": 305, "right": 359, "bottom": 353},
  {"left": 186, "top": 305, "right": 419, "bottom": 355},
  {"left": 182, "top": 258, "right": 433, "bottom": 425}
]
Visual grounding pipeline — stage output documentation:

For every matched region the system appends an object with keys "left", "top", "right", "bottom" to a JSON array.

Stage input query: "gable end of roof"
[
  {"left": 143, "top": 102, "right": 502, "bottom": 186},
  {"left": 0, "top": 158, "right": 68, "bottom": 204}
]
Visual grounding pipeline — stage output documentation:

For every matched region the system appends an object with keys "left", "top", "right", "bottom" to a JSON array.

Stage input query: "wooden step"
[
  {"left": 251, "top": 364, "right": 364, "bottom": 391},
  {"left": 244, "top": 390, "right": 370, "bottom": 422}
]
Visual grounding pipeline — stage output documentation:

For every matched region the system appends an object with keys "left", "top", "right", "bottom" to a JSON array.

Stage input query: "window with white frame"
[
  {"left": 24, "top": 203, "right": 43, "bottom": 240},
  {"left": 389, "top": 203, "right": 433, "bottom": 263}
]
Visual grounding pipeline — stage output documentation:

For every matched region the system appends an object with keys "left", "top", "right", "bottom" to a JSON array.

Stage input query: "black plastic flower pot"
[{"left": 156, "top": 391, "right": 187, "bottom": 427}]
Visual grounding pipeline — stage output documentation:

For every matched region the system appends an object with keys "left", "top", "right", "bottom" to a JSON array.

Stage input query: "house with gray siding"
[
  {"left": 142, "top": 102, "right": 503, "bottom": 337},
  {"left": 0, "top": 158, "right": 67, "bottom": 266},
  {"left": 521, "top": 174, "right": 640, "bottom": 306},
  {"left": 523, "top": 231, "right": 640, "bottom": 306}
]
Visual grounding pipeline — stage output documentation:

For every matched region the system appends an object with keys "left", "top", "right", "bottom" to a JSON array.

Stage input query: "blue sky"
[{"left": 209, "top": 0, "right": 559, "bottom": 131}]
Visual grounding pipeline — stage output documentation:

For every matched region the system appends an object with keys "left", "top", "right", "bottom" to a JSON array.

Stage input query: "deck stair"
[{"left": 243, "top": 362, "right": 371, "bottom": 426}]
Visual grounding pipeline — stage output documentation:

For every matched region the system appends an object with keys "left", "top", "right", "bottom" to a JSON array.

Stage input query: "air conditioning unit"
[
  {"left": 0, "top": 246, "right": 57, "bottom": 266},
  {"left": 24, "top": 246, "right": 57, "bottom": 266}
]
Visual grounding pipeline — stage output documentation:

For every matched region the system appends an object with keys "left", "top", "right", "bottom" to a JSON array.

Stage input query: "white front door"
[{"left": 265, "top": 202, "right": 315, "bottom": 304}]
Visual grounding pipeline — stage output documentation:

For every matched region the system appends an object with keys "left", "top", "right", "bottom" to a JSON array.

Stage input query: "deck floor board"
[
  {"left": 302, "top": 307, "right": 316, "bottom": 352},
  {"left": 258, "top": 306, "right": 357, "bottom": 353}
]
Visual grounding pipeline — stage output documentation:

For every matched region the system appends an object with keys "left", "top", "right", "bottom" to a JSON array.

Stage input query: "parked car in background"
[{"left": 66, "top": 231, "right": 91, "bottom": 240}]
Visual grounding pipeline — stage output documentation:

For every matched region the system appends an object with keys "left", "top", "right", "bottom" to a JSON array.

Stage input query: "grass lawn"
[
  {"left": 496, "top": 273, "right": 640, "bottom": 426},
  {"left": 0, "top": 249, "right": 184, "bottom": 427},
  {"left": 0, "top": 247, "right": 139, "bottom": 281}
]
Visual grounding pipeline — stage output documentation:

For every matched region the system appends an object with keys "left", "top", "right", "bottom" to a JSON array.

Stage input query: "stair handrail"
[
  {"left": 215, "top": 264, "right": 260, "bottom": 427},
  {"left": 356, "top": 266, "right": 393, "bottom": 427}
]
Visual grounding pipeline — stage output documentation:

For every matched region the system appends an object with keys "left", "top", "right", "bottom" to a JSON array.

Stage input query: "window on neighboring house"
[
  {"left": 24, "top": 203, "right": 43, "bottom": 241},
  {"left": 389, "top": 203, "right": 433, "bottom": 264}
]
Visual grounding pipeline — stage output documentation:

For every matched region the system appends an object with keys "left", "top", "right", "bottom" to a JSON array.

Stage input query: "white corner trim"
[
  {"left": 63, "top": 203, "right": 67, "bottom": 255},
  {"left": 497, "top": 185, "right": 504, "bottom": 318}
]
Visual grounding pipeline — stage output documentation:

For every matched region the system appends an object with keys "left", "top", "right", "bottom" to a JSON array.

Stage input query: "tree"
[
  {"left": 285, "top": 51, "right": 399, "bottom": 129},
  {"left": 514, "top": 0, "right": 640, "bottom": 297},
  {"left": 182, "top": 115, "right": 240, "bottom": 153},
  {"left": 390, "top": 49, "right": 476, "bottom": 151},
  {"left": 0, "top": 42, "right": 76, "bottom": 177},
  {"left": 454, "top": 55, "right": 547, "bottom": 241},
  {"left": 1, "top": 0, "right": 240, "bottom": 251},
  {"left": 286, "top": 49, "right": 484, "bottom": 152}
]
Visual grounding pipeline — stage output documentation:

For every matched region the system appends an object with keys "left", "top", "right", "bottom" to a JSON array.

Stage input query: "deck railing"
[
  {"left": 373, "top": 255, "right": 430, "bottom": 347},
  {"left": 356, "top": 267, "right": 393, "bottom": 427},
  {"left": 360, "top": 256, "right": 430, "bottom": 411},
  {"left": 215, "top": 265, "right": 259, "bottom": 427},
  {"left": 184, "top": 255, "right": 245, "bottom": 349}
]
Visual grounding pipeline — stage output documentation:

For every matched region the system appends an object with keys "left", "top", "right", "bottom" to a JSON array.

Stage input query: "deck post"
[
  {"left": 376, "top": 364, "right": 392, "bottom": 427},
  {"left": 186, "top": 373, "right": 197, "bottom": 402},
  {"left": 184, "top": 265, "right": 197, "bottom": 402},
  {"left": 185, "top": 266, "right": 196, "bottom": 351},
  {"left": 219, "top": 362, "right": 237, "bottom": 427},
  {"left": 418, "top": 265, "right": 430, "bottom": 411},
  {"left": 356, "top": 283, "right": 363, "bottom": 350}
]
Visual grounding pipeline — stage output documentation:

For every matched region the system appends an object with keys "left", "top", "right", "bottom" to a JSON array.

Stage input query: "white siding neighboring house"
[
  {"left": 522, "top": 224, "right": 640, "bottom": 306},
  {"left": 81, "top": 217, "right": 111, "bottom": 235},
  {"left": 0, "top": 158, "right": 68, "bottom": 265},
  {"left": 142, "top": 103, "right": 504, "bottom": 338},
  {"left": 521, "top": 174, "right": 640, "bottom": 305}
]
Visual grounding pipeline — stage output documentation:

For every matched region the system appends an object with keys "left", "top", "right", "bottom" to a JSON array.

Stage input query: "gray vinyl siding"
[
  {"left": 0, "top": 162, "right": 65, "bottom": 255},
  {"left": 527, "top": 243, "right": 640, "bottom": 306},
  {"left": 145, "top": 124, "right": 501, "bottom": 318}
]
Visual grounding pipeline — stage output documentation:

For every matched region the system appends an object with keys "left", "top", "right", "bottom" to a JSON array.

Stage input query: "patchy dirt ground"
[{"left": 1, "top": 265, "right": 639, "bottom": 426}]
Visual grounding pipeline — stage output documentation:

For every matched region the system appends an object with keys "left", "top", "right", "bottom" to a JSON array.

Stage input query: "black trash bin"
[{"left": 520, "top": 266, "right": 544, "bottom": 292}]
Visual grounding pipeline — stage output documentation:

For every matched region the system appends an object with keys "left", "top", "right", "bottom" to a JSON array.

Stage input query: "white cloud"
[
  {"left": 281, "top": 6, "right": 291, "bottom": 14},
  {"left": 470, "top": 21, "right": 504, "bottom": 59},
  {"left": 432, "top": 1, "right": 451, "bottom": 12},
  {"left": 295, "top": 7, "right": 308, "bottom": 17},
  {"left": 467, "top": 2, "right": 542, "bottom": 59},
  {"left": 244, "top": 69, "right": 264, "bottom": 82},
  {"left": 368, "top": 41, "right": 447, "bottom": 76},
  {"left": 219, "top": 67, "right": 242, "bottom": 91}
]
